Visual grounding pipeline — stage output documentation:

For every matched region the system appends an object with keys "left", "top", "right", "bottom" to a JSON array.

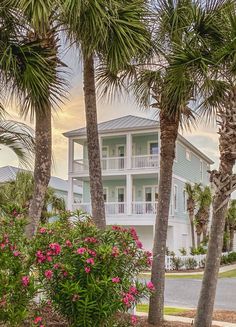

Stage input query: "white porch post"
[
  {"left": 127, "top": 174, "right": 132, "bottom": 215},
  {"left": 68, "top": 138, "right": 74, "bottom": 174},
  {"left": 126, "top": 133, "right": 132, "bottom": 169},
  {"left": 67, "top": 177, "right": 73, "bottom": 211}
]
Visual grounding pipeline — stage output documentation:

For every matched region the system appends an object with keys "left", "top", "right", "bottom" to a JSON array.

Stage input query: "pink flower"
[
  {"left": 36, "top": 250, "right": 46, "bottom": 264},
  {"left": 13, "top": 250, "right": 20, "bottom": 257},
  {"left": 86, "top": 258, "right": 95, "bottom": 265},
  {"left": 0, "top": 243, "right": 5, "bottom": 249},
  {"left": 147, "top": 281, "right": 155, "bottom": 291},
  {"left": 63, "top": 271, "right": 68, "bottom": 277},
  {"left": 131, "top": 315, "right": 138, "bottom": 325},
  {"left": 21, "top": 276, "right": 30, "bottom": 287},
  {"left": 84, "top": 266, "right": 91, "bottom": 273},
  {"left": 53, "top": 263, "right": 60, "bottom": 269},
  {"left": 112, "top": 277, "right": 120, "bottom": 283},
  {"left": 34, "top": 316, "right": 42, "bottom": 324},
  {"left": 44, "top": 270, "right": 53, "bottom": 280},
  {"left": 84, "top": 237, "right": 98, "bottom": 243},
  {"left": 88, "top": 249, "right": 97, "bottom": 257},
  {"left": 129, "top": 286, "right": 138, "bottom": 295},
  {"left": 112, "top": 246, "right": 119, "bottom": 257},
  {"left": 147, "top": 257, "right": 153, "bottom": 266},
  {"left": 130, "top": 227, "right": 138, "bottom": 240},
  {"left": 49, "top": 243, "right": 61, "bottom": 255},
  {"left": 39, "top": 227, "right": 47, "bottom": 234},
  {"left": 135, "top": 240, "right": 143, "bottom": 249},
  {"left": 145, "top": 251, "right": 152, "bottom": 257},
  {"left": 65, "top": 240, "right": 72, "bottom": 247},
  {"left": 122, "top": 292, "right": 135, "bottom": 307},
  {"left": 47, "top": 256, "right": 52, "bottom": 262},
  {"left": 77, "top": 247, "right": 86, "bottom": 255}
]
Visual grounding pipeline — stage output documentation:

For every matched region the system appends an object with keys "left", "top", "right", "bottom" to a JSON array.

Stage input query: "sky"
[{"left": 1, "top": 48, "right": 220, "bottom": 181}]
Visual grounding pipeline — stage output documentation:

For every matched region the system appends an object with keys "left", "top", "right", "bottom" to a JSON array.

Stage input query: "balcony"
[
  {"left": 71, "top": 154, "right": 158, "bottom": 174},
  {"left": 73, "top": 201, "right": 157, "bottom": 216},
  {"left": 132, "top": 155, "right": 158, "bottom": 169}
]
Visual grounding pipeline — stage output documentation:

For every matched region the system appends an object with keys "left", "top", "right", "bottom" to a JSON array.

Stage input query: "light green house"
[{"left": 64, "top": 115, "right": 213, "bottom": 252}]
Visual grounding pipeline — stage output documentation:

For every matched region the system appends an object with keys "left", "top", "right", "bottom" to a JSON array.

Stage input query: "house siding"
[{"left": 132, "top": 134, "right": 158, "bottom": 155}]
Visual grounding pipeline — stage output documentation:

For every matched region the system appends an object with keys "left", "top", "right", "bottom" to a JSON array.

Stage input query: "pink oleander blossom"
[
  {"left": 88, "top": 249, "right": 97, "bottom": 257},
  {"left": 112, "top": 246, "right": 119, "bottom": 257},
  {"left": 33, "top": 316, "right": 42, "bottom": 324},
  {"left": 36, "top": 250, "right": 46, "bottom": 264},
  {"left": 0, "top": 243, "right": 5, "bottom": 249},
  {"left": 77, "top": 247, "right": 86, "bottom": 254},
  {"left": 122, "top": 292, "right": 135, "bottom": 307},
  {"left": 65, "top": 240, "right": 72, "bottom": 247},
  {"left": 53, "top": 263, "right": 60, "bottom": 269},
  {"left": 112, "top": 277, "right": 120, "bottom": 283},
  {"left": 129, "top": 286, "right": 138, "bottom": 295},
  {"left": 86, "top": 258, "right": 95, "bottom": 265},
  {"left": 131, "top": 315, "right": 138, "bottom": 325},
  {"left": 13, "top": 250, "right": 20, "bottom": 257},
  {"left": 21, "top": 276, "right": 30, "bottom": 287},
  {"left": 49, "top": 243, "right": 61, "bottom": 255},
  {"left": 147, "top": 281, "right": 155, "bottom": 291},
  {"left": 135, "top": 240, "right": 143, "bottom": 249},
  {"left": 84, "top": 266, "right": 91, "bottom": 273},
  {"left": 39, "top": 227, "right": 47, "bottom": 234},
  {"left": 44, "top": 270, "right": 53, "bottom": 280},
  {"left": 84, "top": 237, "right": 98, "bottom": 243}
]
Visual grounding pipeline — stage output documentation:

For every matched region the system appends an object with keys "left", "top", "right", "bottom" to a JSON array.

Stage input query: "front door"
[
  {"left": 117, "top": 145, "right": 125, "bottom": 169},
  {"left": 117, "top": 187, "right": 125, "bottom": 213}
]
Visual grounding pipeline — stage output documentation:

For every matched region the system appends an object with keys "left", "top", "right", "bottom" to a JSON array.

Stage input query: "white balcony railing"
[
  {"left": 131, "top": 155, "right": 158, "bottom": 169},
  {"left": 73, "top": 202, "right": 157, "bottom": 216},
  {"left": 132, "top": 201, "right": 158, "bottom": 215},
  {"left": 72, "top": 157, "right": 127, "bottom": 173}
]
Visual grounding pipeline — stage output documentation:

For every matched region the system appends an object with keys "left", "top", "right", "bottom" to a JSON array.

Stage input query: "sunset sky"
[{"left": 1, "top": 48, "right": 220, "bottom": 180}]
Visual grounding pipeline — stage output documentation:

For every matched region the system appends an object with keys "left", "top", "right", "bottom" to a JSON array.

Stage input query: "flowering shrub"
[
  {"left": 33, "top": 213, "right": 153, "bottom": 327},
  {"left": 0, "top": 205, "right": 36, "bottom": 326}
]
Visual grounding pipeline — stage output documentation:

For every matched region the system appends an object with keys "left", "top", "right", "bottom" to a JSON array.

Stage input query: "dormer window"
[{"left": 186, "top": 149, "right": 191, "bottom": 161}]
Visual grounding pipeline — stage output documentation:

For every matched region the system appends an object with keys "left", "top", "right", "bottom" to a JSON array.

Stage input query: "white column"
[
  {"left": 67, "top": 177, "right": 73, "bottom": 211},
  {"left": 68, "top": 138, "right": 74, "bottom": 174},
  {"left": 127, "top": 174, "right": 132, "bottom": 215},
  {"left": 126, "top": 133, "right": 132, "bottom": 169}
]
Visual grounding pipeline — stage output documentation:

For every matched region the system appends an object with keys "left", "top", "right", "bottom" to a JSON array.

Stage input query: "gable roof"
[
  {"left": 63, "top": 115, "right": 158, "bottom": 137},
  {"left": 0, "top": 166, "right": 82, "bottom": 194}
]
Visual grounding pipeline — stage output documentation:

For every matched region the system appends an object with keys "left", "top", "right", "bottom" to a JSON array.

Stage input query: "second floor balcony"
[{"left": 72, "top": 154, "right": 159, "bottom": 174}]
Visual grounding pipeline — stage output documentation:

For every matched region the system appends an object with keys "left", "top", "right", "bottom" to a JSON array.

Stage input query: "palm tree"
[
  {"left": 58, "top": 0, "right": 150, "bottom": 229},
  {"left": 0, "top": 1, "right": 66, "bottom": 236},
  {"left": 0, "top": 171, "right": 65, "bottom": 222},
  {"left": 225, "top": 200, "right": 236, "bottom": 252},
  {"left": 0, "top": 118, "right": 34, "bottom": 165},
  {"left": 195, "top": 185, "right": 212, "bottom": 246},
  {"left": 185, "top": 183, "right": 198, "bottom": 249},
  {"left": 165, "top": 1, "right": 236, "bottom": 325}
]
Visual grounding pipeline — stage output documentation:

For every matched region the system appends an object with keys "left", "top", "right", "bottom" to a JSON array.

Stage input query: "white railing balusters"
[
  {"left": 131, "top": 154, "right": 158, "bottom": 169},
  {"left": 132, "top": 202, "right": 158, "bottom": 215}
]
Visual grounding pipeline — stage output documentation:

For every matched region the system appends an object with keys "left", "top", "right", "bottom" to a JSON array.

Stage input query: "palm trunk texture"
[
  {"left": 26, "top": 109, "right": 52, "bottom": 237},
  {"left": 194, "top": 93, "right": 236, "bottom": 327},
  {"left": 83, "top": 53, "right": 106, "bottom": 229},
  {"left": 148, "top": 111, "right": 179, "bottom": 325}
]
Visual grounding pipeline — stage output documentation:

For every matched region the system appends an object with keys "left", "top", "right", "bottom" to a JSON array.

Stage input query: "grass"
[
  {"left": 139, "top": 268, "right": 236, "bottom": 280},
  {"left": 136, "top": 304, "right": 188, "bottom": 315}
]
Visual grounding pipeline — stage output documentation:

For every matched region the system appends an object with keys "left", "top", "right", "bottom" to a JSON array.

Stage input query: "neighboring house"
[
  {"left": 64, "top": 115, "right": 213, "bottom": 253},
  {"left": 0, "top": 165, "right": 82, "bottom": 207}
]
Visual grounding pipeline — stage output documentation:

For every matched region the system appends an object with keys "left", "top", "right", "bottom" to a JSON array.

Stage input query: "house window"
[
  {"left": 174, "top": 185, "right": 178, "bottom": 211},
  {"left": 200, "top": 160, "right": 203, "bottom": 181},
  {"left": 149, "top": 142, "right": 158, "bottom": 155},
  {"left": 103, "top": 188, "right": 108, "bottom": 202},
  {"left": 183, "top": 190, "right": 187, "bottom": 212},
  {"left": 186, "top": 149, "right": 191, "bottom": 161}
]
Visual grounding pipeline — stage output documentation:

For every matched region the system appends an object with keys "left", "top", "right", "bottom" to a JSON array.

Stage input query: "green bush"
[
  {"left": 185, "top": 258, "right": 198, "bottom": 270},
  {"left": 221, "top": 252, "right": 236, "bottom": 265},
  {"left": 0, "top": 205, "right": 36, "bottom": 326},
  {"left": 190, "top": 245, "right": 207, "bottom": 255},
  {"left": 179, "top": 247, "right": 187, "bottom": 256},
  {"left": 33, "top": 213, "right": 153, "bottom": 327},
  {"left": 171, "top": 256, "right": 184, "bottom": 271}
]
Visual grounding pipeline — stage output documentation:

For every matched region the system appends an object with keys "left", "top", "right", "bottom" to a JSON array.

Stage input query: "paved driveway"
[{"left": 164, "top": 278, "right": 236, "bottom": 310}]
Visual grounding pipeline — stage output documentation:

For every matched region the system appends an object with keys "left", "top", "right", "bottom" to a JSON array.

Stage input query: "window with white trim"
[
  {"left": 186, "top": 149, "right": 191, "bottom": 161},
  {"left": 174, "top": 185, "right": 178, "bottom": 211}
]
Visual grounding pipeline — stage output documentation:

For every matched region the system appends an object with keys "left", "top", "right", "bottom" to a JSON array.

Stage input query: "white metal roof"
[
  {"left": 0, "top": 166, "right": 82, "bottom": 194},
  {"left": 63, "top": 115, "right": 158, "bottom": 137}
]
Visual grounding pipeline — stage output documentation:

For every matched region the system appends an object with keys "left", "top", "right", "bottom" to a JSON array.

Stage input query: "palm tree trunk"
[
  {"left": 26, "top": 108, "right": 52, "bottom": 237},
  {"left": 194, "top": 95, "right": 236, "bottom": 327},
  {"left": 148, "top": 111, "right": 179, "bottom": 325},
  {"left": 83, "top": 52, "right": 106, "bottom": 229},
  {"left": 189, "top": 211, "right": 196, "bottom": 249},
  {"left": 230, "top": 228, "right": 235, "bottom": 251}
]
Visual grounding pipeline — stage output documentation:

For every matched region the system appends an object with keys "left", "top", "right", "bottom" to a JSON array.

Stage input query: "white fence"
[{"left": 165, "top": 252, "right": 229, "bottom": 271}]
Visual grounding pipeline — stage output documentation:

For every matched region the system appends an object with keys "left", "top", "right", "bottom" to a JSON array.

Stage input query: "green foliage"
[
  {"left": 0, "top": 205, "right": 37, "bottom": 326},
  {"left": 170, "top": 254, "right": 184, "bottom": 271},
  {"left": 185, "top": 258, "right": 198, "bottom": 270},
  {"left": 179, "top": 247, "right": 187, "bottom": 256},
  {"left": 220, "top": 252, "right": 236, "bottom": 265},
  {"left": 190, "top": 246, "right": 207, "bottom": 255},
  {"left": 33, "top": 212, "right": 153, "bottom": 327}
]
